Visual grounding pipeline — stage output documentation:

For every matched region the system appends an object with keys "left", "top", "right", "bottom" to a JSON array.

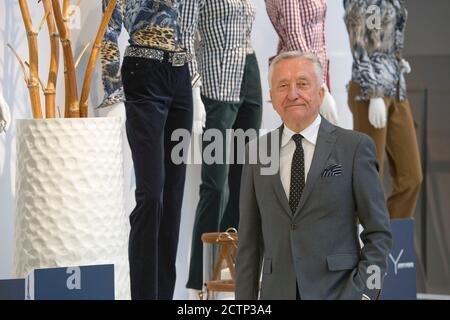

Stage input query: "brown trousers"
[{"left": 348, "top": 81, "right": 423, "bottom": 219}]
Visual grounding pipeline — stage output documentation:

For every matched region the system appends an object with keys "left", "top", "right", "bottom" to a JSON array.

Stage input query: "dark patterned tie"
[{"left": 289, "top": 134, "right": 305, "bottom": 214}]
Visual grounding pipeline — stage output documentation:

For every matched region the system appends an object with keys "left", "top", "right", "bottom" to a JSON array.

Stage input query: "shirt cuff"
[
  {"left": 97, "top": 89, "right": 125, "bottom": 109},
  {"left": 191, "top": 73, "right": 201, "bottom": 88}
]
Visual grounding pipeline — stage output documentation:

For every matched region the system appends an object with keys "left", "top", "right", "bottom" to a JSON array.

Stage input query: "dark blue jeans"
[{"left": 122, "top": 55, "right": 193, "bottom": 300}]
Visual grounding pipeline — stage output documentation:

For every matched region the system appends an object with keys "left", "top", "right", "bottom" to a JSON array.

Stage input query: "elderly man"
[{"left": 235, "top": 51, "right": 392, "bottom": 300}]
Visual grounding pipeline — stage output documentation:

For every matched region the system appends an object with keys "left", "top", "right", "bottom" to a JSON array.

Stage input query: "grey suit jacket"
[{"left": 235, "top": 118, "right": 392, "bottom": 300}]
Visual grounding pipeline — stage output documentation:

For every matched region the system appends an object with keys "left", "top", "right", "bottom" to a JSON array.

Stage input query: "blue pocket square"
[{"left": 321, "top": 164, "right": 342, "bottom": 177}]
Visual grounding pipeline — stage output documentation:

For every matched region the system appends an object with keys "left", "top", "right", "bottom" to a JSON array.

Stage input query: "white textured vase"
[{"left": 13, "top": 117, "right": 130, "bottom": 300}]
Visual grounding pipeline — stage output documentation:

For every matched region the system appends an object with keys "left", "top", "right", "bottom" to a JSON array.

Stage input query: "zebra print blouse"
[{"left": 344, "top": 0, "right": 408, "bottom": 101}]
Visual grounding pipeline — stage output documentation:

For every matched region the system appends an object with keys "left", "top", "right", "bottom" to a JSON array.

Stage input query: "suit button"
[{"left": 291, "top": 223, "right": 296, "bottom": 230}]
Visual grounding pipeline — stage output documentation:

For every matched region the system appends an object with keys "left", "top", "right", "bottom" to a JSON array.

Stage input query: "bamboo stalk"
[
  {"left": 63, "top": 0, "right": 71, "bottom": 30},
  {"left": 74, "top": 41, "right": 91, "bottom": 69},
  {"left": 79, "top": 0, "right": 117, "bottom": 117},
  {"left": 62, "top": 0, "right": 71, "bottom": 117},
  {"left": 24, "top": 61, "right": 46, "bottom": 91},
  {"left": 63, "top": 63, "right": 70, "bottom": 117},
  {"left": 18, "top": 0, "right": 43, "bottom": 119},
  {"left": 38, "top": 10, "right": 50, "bottom": 33},
  {"left": 63, "top": 0, "right": 71, "bottom": 16},
  {"left": 68, "top": 0, "right": 81, "bottom": 18},
  {"left": 42, "top": 0, "right": 59, "bottom": 118},
  {"left": 52, "top": 0, "right": 79, "bottom": 118},
  {"left": 6, "top": 44, "right": 29, "bottom": 86}
]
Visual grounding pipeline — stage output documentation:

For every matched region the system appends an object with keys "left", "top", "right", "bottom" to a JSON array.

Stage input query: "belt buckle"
[{"left": 171, "top": 52, "right": 185, "bottom": 67}]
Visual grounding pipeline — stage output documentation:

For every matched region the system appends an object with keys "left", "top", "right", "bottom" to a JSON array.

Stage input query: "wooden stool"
[{"left": 201, "top": 228, "right": 238, "bottom": 300}]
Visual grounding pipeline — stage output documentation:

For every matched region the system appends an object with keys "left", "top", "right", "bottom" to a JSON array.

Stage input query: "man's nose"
[{"left": 288, "top": 85, "right": 300, "bottom": 101}]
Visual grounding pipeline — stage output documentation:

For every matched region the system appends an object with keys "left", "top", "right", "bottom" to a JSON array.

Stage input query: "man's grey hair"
[{"left": 268, "top": 51, "right": 324, "bottom": 89}]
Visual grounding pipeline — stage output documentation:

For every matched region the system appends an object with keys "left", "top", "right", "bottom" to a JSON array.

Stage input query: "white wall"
[
  {"left": 404, "top": 0, "right": 450, "bottom": 56},
  {"left": 0, "top": 1, "right": 353, "bottom": 299}
]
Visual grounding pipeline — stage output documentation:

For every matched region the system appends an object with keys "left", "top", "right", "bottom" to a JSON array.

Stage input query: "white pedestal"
[{"left": 13, "top": 117, "right": 130, "bottom": 299}]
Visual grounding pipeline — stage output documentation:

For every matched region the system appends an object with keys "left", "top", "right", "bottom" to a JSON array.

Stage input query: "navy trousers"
[{"left": 122, "top": 55, "right": 193, "bottom": 300}]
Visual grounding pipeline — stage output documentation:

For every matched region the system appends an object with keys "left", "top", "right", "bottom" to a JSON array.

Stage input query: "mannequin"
[
  {"left": 0, "top": 92, "right": 11, "bottom": 133},
  {"left": 181, "top": 0, "right": 263, "bottom": 292},
  {"left": 100, "top": 0, "right": 193, "bottom": 300},
  {"left": 265, "top": 0, "right": 338, "bottom": 125},
  {"left": 344, "top": 0, "right": 422, "bottom": 219}
]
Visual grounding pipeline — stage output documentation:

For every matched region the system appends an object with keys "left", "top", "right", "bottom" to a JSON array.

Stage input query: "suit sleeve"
[
  {"left": 352, "top": 134, "right": 392, "bottom": 300},
  {"left": 235, "top": 144, "right": 264, "bottom": 300}
]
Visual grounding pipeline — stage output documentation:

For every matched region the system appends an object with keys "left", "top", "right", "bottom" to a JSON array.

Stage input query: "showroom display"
[
  {"left": 2, "top": 0, "right": 449, "bottom": 301},
  {"left": 9, "top": 0, "right": 131, "bottom": 299},
  {"left": 344, "top": 0, "right": 422, "bottom": 219},
  {"left": 100, "top": 0, "right": 193, "bottom": 300},
  {"left": 181, "top": 0, "right": 263, "bottom": 291},
  {"left": 265, "top": 0, "right": 338, "bottom": 125}
]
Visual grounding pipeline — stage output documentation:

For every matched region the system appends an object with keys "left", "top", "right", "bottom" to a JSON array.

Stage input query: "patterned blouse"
[
  {"left": 265, "top": 0, "right": 328, "bottom": 83},
  {"left": 180, "top": 0, "right": 257, "bottom": 102},
  {"left": 344, "top": 0, "right": 408, "bottom": 101},
  {"left": 99, "top": 0, "right": 185, "bottom": 108}
]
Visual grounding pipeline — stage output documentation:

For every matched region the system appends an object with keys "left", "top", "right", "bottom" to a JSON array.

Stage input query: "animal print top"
[
  {"left": 344, "top": 0, "right": 408, "bottom": 101},
  {"left": 99, "top": 0, "right": 185, "bottom": 108}
]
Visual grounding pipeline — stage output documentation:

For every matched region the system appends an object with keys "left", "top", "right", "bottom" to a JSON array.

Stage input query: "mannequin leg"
[
  {"left": 220, "top": 53, "right": 262, "bottom": 231},
  {"left": 123, "top": 57, "right": 171, "bottom": 299},
  {"left": 348, "top": 81, "right": 388, "bottom": 176},
  {"left": 385, "top": 98, "right": 422, "bottom": 219},
  {"left": 186, "top": 97, "right": 239, "bottom": 290},
  {"left": 158, "top": 64, "right": 193, "bottom": 299}
]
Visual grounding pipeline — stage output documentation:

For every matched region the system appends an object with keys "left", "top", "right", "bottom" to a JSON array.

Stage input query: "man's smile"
[{"left": 285, "top": 103, "right": 306, "bottom": 109}]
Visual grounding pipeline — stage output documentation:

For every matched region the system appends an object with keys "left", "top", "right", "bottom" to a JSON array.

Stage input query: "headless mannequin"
[
  {"left": 100, "top": 0, "right": 193, "bottom": 300},
  {"left": 181, "top": 0, "right": 263, "bottom": 292},
  {"left": 344, "top": 0, "right": 422, "bottom": 219},
  {"left": 265, "top": 0, "right": 338, "bottom": 124}
]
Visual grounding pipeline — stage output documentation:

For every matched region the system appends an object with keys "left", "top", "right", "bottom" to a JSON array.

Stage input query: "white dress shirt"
[{"left": 280, "top": 115, "right": 322, "bottom": 199}]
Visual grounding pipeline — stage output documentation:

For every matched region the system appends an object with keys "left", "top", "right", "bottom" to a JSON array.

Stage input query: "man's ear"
[
  {"left": 319, "top": 84, "right": 326, "bottom": 102},
  {"left": 320, "top": 84, "right": 326, "bottom": 97}
]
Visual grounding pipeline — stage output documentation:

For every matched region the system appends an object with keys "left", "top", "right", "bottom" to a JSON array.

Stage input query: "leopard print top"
[{"left": 99, "top": 0, "right": 184, "bottom": 108}]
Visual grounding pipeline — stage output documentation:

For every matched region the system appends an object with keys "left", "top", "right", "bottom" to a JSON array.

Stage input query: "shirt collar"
[{"left": 281, "top": 115, "right": 322, "bottom": 148}]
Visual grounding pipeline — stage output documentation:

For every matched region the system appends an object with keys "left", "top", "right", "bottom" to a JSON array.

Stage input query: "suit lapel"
[
  {"left": 269, "top": 125, "right": 293, "bottom": 218},
  {"left": 294, "top": 118, "right": 337, "bottom": 218}
]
